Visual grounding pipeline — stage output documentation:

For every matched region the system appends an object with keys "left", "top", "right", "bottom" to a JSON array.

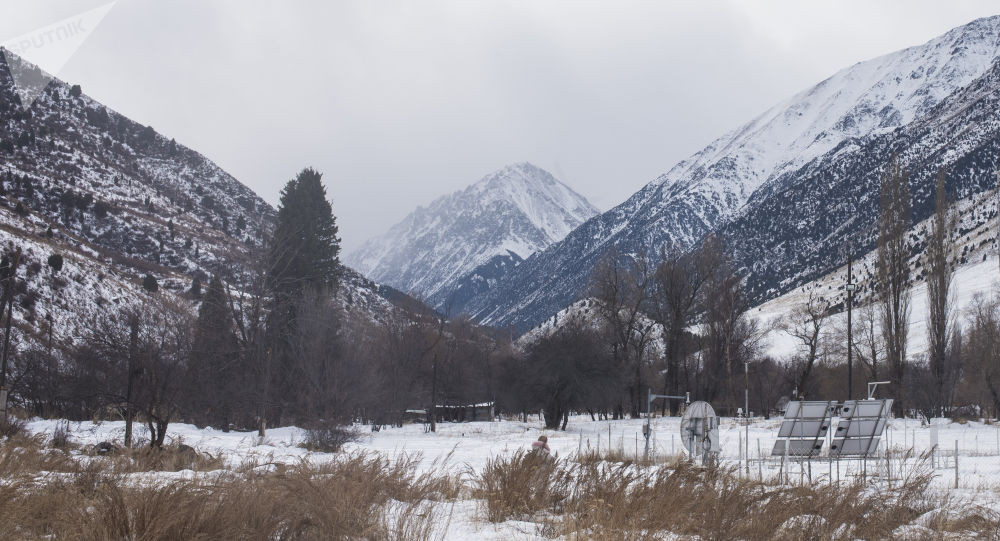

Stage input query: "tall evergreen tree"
[
  {"left": 265, "top": 167, "right": 342, "bottom": 424},
  {"left": 268, "top": 167, "right": 341, "bottom": 298},
  {"left": 191, "top": 275, "right": 239, "bottom": 427}
]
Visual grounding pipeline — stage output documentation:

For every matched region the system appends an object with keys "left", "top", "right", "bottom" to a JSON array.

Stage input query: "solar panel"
[
  {"left": 833, "top": 418, "right": 886, "bottom": 438},
  {"left": 772, "top": 438, "right": 824, "bottom": 457},
  {"left": 771, "top": 400, "right": 836, "bottom": 457},
  {"left": 829, "top": 399, "right": 892, "bottom": 458},
  {"left": 830, "top": 437, "right": 881, "bottom": 456},
  {"left": 778, "top": 419, "right": 831, "bottom": 438}
]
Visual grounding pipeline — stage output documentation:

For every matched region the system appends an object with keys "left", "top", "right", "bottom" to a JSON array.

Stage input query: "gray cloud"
[{"left": 3, "top": 1, "right": 999, "bottom": 251}]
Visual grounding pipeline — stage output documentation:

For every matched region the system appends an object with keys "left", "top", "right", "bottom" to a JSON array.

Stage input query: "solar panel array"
[{"left": 771, "top": 399, "right": 892, "bottom": 458}]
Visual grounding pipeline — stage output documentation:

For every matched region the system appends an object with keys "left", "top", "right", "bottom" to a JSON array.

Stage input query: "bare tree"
[
  {"left": 962, "top": 294, "right": 1000, "bottom": 418},
  {"left": 853, "top": 301, "right": 884, "bottom": 383},
  {"left": 650, "top": 243, "right": 709, "bottom": 415},
  {"left": 523, "top": 320, "right": 614, "bottom": 430},
  {"left": 590, "top": 248, "right": 653, "bottom": 418},
  {"left": 133, "top": 300, "right": 194, "bottom": 448},
  {"left": 702, "top": 235, "right": 758, "bottom": 404},
  {"left": 925, "top": 169, "right": 958, "bottom": 415},
  {"left": 780, "top": 291, "right": 830, "bottom": 398},
  {"left": 876, "top": 155, "right": 912, "bottom": 410}
]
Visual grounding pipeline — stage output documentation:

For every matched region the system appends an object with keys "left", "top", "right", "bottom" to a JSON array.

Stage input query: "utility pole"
[{"left": 846, "top": 247, "right": 855, "bottom": 400}]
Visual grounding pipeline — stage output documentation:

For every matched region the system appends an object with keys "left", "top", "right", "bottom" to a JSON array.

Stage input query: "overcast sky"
[{"left": 3, "top": 1, "right": 999, "bottom": 251}]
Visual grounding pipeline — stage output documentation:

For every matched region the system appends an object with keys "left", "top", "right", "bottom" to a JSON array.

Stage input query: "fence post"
[
  {"left": 757, "top": 439, "right": 762, "bottom": 480},
  {"left": 781, "top": 441, "right": 788, "bottom": 484},
  {"left": 886, "top": 449, "right": 891, "bottom": 489},
  {"left": 954, "top": 440, "right": 959, "bottom": 489}
]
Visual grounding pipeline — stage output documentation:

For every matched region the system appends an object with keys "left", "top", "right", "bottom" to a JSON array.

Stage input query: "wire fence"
[{"left": 570, "top": 416, "right": 1000, "bottom": 494}]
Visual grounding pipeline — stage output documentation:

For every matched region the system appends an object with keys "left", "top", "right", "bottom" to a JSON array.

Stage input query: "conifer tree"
[
  {"left": 191, "top": 275, "right": 239, "bottom": 427},
  {"left": 265, "top": 167, "right": 342, "bottom": 424},
  {"left": 268, "top": 167, "right": 341, "bottom": 299}
]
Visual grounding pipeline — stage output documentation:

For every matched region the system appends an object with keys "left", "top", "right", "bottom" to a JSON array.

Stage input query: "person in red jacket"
[{"left": 531, "top": 434, "right": 551, "bottom": 454}]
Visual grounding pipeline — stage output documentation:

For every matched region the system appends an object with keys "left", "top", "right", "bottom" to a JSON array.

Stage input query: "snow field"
[{"left": 27, "top": 413, "right": 1000, "bottom": 502}]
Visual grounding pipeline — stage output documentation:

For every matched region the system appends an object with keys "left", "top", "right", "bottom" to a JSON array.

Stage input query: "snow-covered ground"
[{"left": 25, "top": 411, "right": 1000, "bottom": 539}]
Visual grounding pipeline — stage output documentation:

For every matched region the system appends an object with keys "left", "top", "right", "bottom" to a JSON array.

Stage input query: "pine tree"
[
  {"left": 265, "top": 168, "right": 342, "bottom": 425},
  {"left": 191, "top": 275, "right": 239, "bottom": 427},
  {"left": 267, "top": 167, "right": 341, "bottom": 298}
]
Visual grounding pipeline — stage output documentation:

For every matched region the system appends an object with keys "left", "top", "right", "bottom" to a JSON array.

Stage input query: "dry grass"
[
  {"left": 474, "top": 450, "right": 574, "bottom": 522},
  {"left": 476, "top": 451, "right": 1000, "bottom": 540},
  {"left": 0, "top": 435, "right": 460, "bottom": 540},
  {"left": 107, "top": 442, "right": 227, "bottom": 473},
  {"left": 573, "top": 444, "right": 684, "bottom": 468}
]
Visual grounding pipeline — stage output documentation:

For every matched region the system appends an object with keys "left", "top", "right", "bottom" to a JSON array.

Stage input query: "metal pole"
[
  {"left": 846, "top": 248, "right": 854, "bottom": 400},
  {"left": 644, "top": 388, "right": 651, "bottom": 462},
  {"left": 745, "top": 360, "right": 750, "bottom": 473}
]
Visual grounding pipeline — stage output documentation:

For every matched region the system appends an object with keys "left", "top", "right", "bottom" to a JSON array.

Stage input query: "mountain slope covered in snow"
[
  {"left": 0, "top": 49, "right": 402, "bottom": 350},
  {"left": 463, "top": 15, "right": 1000, "bottom": 332},
  {"left": 345, "top": 162, "right": 599, "bottom": 310}
]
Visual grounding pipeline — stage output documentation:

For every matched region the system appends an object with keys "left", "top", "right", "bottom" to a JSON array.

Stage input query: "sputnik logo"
[{"left": 0, "top": 2, "right": 116, "bottom": 109}]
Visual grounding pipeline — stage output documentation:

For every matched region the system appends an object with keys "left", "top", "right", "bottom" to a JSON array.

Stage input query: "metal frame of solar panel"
[
  {"left": 829, "top": 399, "right": 892, "bottom": 458},
  {"left": 771, "top": 400, "right": 836, "bottom": 458}
]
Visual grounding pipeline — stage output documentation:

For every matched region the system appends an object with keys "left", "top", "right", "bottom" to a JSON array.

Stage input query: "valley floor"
[{"left": 19, "top": 413, "right": 1000, "bottom": 539}]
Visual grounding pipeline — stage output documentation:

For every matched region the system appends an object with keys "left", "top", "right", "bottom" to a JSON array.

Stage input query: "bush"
[
  {"left": 300, "top": 424, "right": 361, "bottom": 453},
  {"left": 142, "top": 274, "right": 158, "bottom": 293},
  {"left": 20, "top": 290, "right": 39, "bottom": 310},
  {"left": 92, "top": 200, "right": 110, "bottom": 219},
  {"left": 0, "top": 416, "right": 25, "bottom": 439},
  {"left": 47, "top": 253, "right": 63, "bottom": 272},
  {"left": 50, "top": 420, "right": 71, "bottom": 449}
]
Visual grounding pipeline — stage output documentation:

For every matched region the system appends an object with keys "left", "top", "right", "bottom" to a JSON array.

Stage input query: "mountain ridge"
[{"left": 459, "top": 14, "right": 1000, "bottom": 332}]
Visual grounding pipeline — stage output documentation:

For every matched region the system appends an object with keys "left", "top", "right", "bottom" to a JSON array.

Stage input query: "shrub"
[
  {"left": 20, "top": 290, "right": 39, "bottom": 310},
  {"left": 142, "top": 274, "right": 158, "bottom": 293},
  {"left": 0, "top": 416, "right": 25, "bottom": 439},
  {"left": 50, "top": 421, "right": 71, "bottom": 449},
  {"left": 300, "top": 424, "right": 361, "bottom": 453},
  {"left": 92, "top": 200, "right": 110, "bottom": 219},
  {"left": 47, "top": 253, "right": 63, "bottom": 272}
]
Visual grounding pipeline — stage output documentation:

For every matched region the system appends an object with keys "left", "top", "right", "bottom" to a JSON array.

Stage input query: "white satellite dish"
[{"left": 680, "top": 401, "right": 720, "bottom": 463}]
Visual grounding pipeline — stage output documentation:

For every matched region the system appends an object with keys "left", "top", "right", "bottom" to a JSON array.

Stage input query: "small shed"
[{"left": 433, "top": 402, "right": 494, "bottom": 423}]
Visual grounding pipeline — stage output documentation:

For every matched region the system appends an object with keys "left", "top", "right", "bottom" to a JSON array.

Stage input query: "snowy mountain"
[
  {"left": 345, "top": 162, "right": 599, "bottom": 310},
  {"left": 0, "top": 48, "right": 402, "bottom": 350},
  {"left": 463, "top": 15, "right": 1000, "bottom": 332}
]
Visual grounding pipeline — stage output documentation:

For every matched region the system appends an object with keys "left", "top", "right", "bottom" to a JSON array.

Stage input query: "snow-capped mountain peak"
[{"left": 345, "top": 163, "right": 599, "bottom": 308}]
